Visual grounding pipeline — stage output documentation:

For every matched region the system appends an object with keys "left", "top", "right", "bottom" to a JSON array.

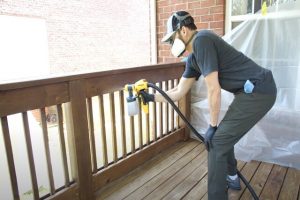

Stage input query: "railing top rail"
[{"left": 0, "top": 62, "right": 184, "bottom": 91}]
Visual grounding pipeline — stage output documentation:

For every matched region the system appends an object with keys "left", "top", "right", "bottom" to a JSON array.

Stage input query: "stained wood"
[
  {"left": 85, "top": 63, "right": 184, "bottom": 97},
  {"left": 0, "top": 83, "right": 69, "bottom": 117},
  {"left": 162, "top": 160, "right": 208, "bottom": 200},
  {"left": 151, "top": 86, "right": 157, "bottom": 142},
  {"left": 278, "top": 167, "right": 300, "bottom": 200},
  {"left": 169, "top": 80, "right": 174, "bottom": 131},
  {"left": 158, "top": 82, "right": 163, "bottom": 138},
  {"left": 109, "top": 93, "right": 118, "bottom": 162},
  {"left": 40, "top": 108, "right": 55, "bottom": 194},
  {"left": 229, "top": 160, "right": 260, "bottom": 200},
  {"left": 22, "top": 112, "right": 39, "bottom": 199},
  {"left": 86, "top": 99, "right": 97, "bottom": 173},
  {"left": 95, "top": 140, "right": 300, "bottom": 200},
  {"left": 1, "top": 117, "right": 20, "bottom": 200},
  {"left": 96, "top": 141, "right": 198, "bottom": 200},
  {"left": 138, "top": 98, "right": 143, "bottom": 150},
  {"left": 124, "top": 144, "right": 206, "bottom": 200},
  {"left": 181, "top": 159, "right": 246, "bottom": 200},
  {"left": 145, "top": 112, "right": 150, "bottom": 145},
  {"left": 98, "top": 95, "right": 108, "bottom": 167},
  {"left": 118, "top": 91, "right": 127, "bottom": 158},
  {"left": 164, "top": 81, "right": 169, "bottom": 135},
  {"left": 260, "top": 164, "right": 287, "bottom": 199},
  {"left": 129, "top": 116, "right": 135, "bottom": 153},
  {"left": 92, "top": 128, "right": 185, "bottom": 191},
  {"left": 47, "top": 183, "right": 79, "bottom": 200},
  {"left": 139, "top": 144, "right": 207, "bottom": 200},
  {"left": 57, "top": 104, "right": 71, "bottom": 186},
  {"left": 69, "top": 80, "right": 93, "bottom": 200},
  {"left": 240, "top": 162, "right": 273, "bottom": 200},
  {"left": 0, "top": 62, "right": 184, "bottom": 91}
]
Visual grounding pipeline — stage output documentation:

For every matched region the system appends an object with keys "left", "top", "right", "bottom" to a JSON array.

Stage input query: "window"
[{"left": 225, "top": 0, "right": 297, "bottom": 32}]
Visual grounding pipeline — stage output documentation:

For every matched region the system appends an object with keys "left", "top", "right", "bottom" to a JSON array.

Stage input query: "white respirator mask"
[
  {"left": 170, "top": 31, "right": 197, "bottom": 58},
  {"left": 171, "top": 38, "right": 186, "bottom": 57}
]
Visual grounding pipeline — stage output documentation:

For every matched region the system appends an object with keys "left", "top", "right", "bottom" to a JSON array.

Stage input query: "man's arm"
[
  {"left": 204, "top": 71, "right": 221, "bottom": 126},
  {"left": 154, "top": 77, "right": 196, "bottom": 102}
]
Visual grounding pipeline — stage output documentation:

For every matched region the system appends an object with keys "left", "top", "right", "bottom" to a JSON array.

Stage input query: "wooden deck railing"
[{"left": 0, "top": 62, "right": 191, "bottom": 200}]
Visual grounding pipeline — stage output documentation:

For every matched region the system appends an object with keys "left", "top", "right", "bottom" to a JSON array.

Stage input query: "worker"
[{"left": 140, "top": 11, "right": 277, "bottom": 200}]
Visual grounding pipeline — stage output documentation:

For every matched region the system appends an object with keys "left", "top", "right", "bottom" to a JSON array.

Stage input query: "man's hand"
[
  {"left": 139, "top": 90, "right": 154, "bottom": 104},
  {"left": 204, "top": 125, "right": 217, "bottom": 151}
]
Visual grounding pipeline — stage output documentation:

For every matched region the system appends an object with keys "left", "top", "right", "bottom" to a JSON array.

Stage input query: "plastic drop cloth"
[{"left": 190, "top": 0, "right": 300, "bottom": 169}]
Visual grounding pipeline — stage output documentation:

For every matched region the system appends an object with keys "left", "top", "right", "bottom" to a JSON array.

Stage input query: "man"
[{"left": 140, "top": 11, "right": 277, "bottom": 200}]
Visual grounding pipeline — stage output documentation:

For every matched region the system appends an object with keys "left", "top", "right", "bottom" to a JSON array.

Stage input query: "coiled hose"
[{"left": 148, "top": 82, "right": 259, "bottom": 200}]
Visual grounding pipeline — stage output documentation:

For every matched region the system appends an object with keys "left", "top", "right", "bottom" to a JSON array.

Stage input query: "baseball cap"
[{"left": 161, "top": 11, "right": 194, "bottom": 44}]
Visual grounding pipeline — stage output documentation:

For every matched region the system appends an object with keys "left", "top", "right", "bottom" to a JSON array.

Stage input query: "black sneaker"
[{"left": 226, "top": 175, "right": 241, "bottom": 190}]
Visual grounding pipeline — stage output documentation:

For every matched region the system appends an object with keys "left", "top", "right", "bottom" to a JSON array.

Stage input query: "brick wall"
[
  {"left": 156, "top": 0, "right": 225, "bottom": 63},
  {"left": 0, "top": 1, "right": 151, "bottom": 74}
]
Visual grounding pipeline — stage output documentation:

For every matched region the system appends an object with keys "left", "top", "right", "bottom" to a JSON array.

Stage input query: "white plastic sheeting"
[{"left": 190, "top": 1, "right": 300, "bottom": 169}]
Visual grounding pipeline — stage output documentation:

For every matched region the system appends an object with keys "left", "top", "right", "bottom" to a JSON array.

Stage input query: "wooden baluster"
[
  {"left": 145, "top": 108, "right": 150, "bottom": 145},
  {"left": 40, "top": 108, "right": 55, "bottom": 194},
  {"left": 175, "top": 79, "right": 180, "bottom": 128},
  {"left": 152, "top": 86, "right": 157, "bottom": 142},
  {"left": 99, "top": 95, "right": 108, "bottom": 167},
  {"left": 158, "top": 82, "right": 163, "bottom": 139},
  {"left": 1, "top": 117, "right": 20, "bottom": 200},
  {"left": 130, "top": 115, "right": 135, "bottom": 153},
  {"left": 138, "top": 98, "right": 143, "bottom": 150},
  {"left": 22, "top": 112, "right": 39, "bottom": 200},
  {"left": 86, "top": 99, "right": 97, "bottom": 173},
  {"left": 57, "top": 105, "right": 71, "bottom": 186},
  {"left": 165, "top": 81, "right": 169, "bottom": 135},
  {"left": 170, "top": 80, "right": 174, "bottom": 132},
  {"left": 119, "top": 91, "right": 127, "bottom": 158},
  {"left": 109, "top": 93, "right": 118, "bottom": 162}
]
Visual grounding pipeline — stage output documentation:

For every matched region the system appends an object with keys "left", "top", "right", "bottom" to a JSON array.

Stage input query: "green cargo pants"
[{"left": 207, "top": 92, "right": 276, "bottom": 200}]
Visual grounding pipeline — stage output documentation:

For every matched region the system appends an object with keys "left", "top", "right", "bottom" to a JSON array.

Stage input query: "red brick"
[
  {"left": 196, "top": 22, "right": 209, "bottom": 29},
  {"left": 188, "top": 1, "right": 201, "bottom": 9},
  {"left": 195, "top": 8, "right": 210, "bottom": 16},
  {"left": 157, "top": 0, "right": 168, "bottom": 7},
  {"left": 201, "top": 14, "right": 214, "bottom": 22},
  {"left": 213, "top": 13, "right": 224, "bottom": 21},
  {"left": 159, "top": 12, "right": 171, "bottom": 20},
  {"left": 216, "top": 0, "right": 224, "bottom": 5},
  {"left": 175, "top": 3, "right": 187, "bottom": 11},
  {"left": 210, "top": 5, "right": 224, "bottom": 14},
  {"left": 160, "top": 50, "right": 171, "bottom": 56},
  {"left": 163, "top": 6, "right": 173, "bottom": 13},
  {"left": 210, "top": 21, "right": 224, "bottom": 28},
  {"left": 171, "top": 0, "right": 186, "bottom": 4},
  {"left": 201, "top": 0, "right": 216, "bottom": 8}
]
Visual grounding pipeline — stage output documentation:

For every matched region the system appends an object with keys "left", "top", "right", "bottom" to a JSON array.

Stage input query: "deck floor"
[{"left": 96, "top": 140, "right": 300, "bottom": 200}]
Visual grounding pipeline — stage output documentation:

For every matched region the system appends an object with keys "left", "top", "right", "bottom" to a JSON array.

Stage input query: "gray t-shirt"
[{"left": 183, "top": 30, "right": 276, "bottom": 95}]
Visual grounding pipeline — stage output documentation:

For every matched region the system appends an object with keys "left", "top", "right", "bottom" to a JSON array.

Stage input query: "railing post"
[
  {"left": 69, "top": 80, "right": 94, "bottom": 200},
  {"left": 178, "top": 91, "right": 191, "bottom": 141}
]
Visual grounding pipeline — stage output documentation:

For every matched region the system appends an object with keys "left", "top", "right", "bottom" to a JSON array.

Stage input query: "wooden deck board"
[
  {"left": 96, "top": 140, "right": 198, "bottom": 200},
  {"left": 96, "top": 140, "right": 300, "bottom": 200}
]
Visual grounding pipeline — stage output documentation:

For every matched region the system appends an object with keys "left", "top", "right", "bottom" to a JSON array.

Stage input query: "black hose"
[{"left": 148, "top": 82, "right": 259, "bottom": 200}]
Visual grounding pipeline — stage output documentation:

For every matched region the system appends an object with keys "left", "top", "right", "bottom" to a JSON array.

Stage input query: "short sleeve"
[
  {"left": 193, "top": 36, "right": 219, "bottom": 77},
  {"left": 182, "top": 54, "right": 201, "bottom": 80}
]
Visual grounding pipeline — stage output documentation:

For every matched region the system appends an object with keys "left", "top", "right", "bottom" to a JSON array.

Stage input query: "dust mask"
[
  {"left": 171, "top": 39, "right": 186, "bottom": 57},
  {"left": 171, "top": 31, "right": 197, "bottom": 58}
]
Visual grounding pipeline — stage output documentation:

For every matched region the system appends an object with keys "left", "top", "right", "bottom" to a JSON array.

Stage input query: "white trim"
[
  {"left": 225, "top": 0, "right": 232, "bottom": 34},
  {"left": 150, "top": 0, "right": 157, "bottom": 64}
]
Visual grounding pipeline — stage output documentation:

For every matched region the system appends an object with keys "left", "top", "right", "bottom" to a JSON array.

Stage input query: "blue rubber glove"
[{"left": 204, "top": 125, "right": 217, "bottom": 151}]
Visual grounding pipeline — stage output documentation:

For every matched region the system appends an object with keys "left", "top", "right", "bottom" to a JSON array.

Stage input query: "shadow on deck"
[{"left": 96, "top": 139, "right": 300, "bottom": 200}]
